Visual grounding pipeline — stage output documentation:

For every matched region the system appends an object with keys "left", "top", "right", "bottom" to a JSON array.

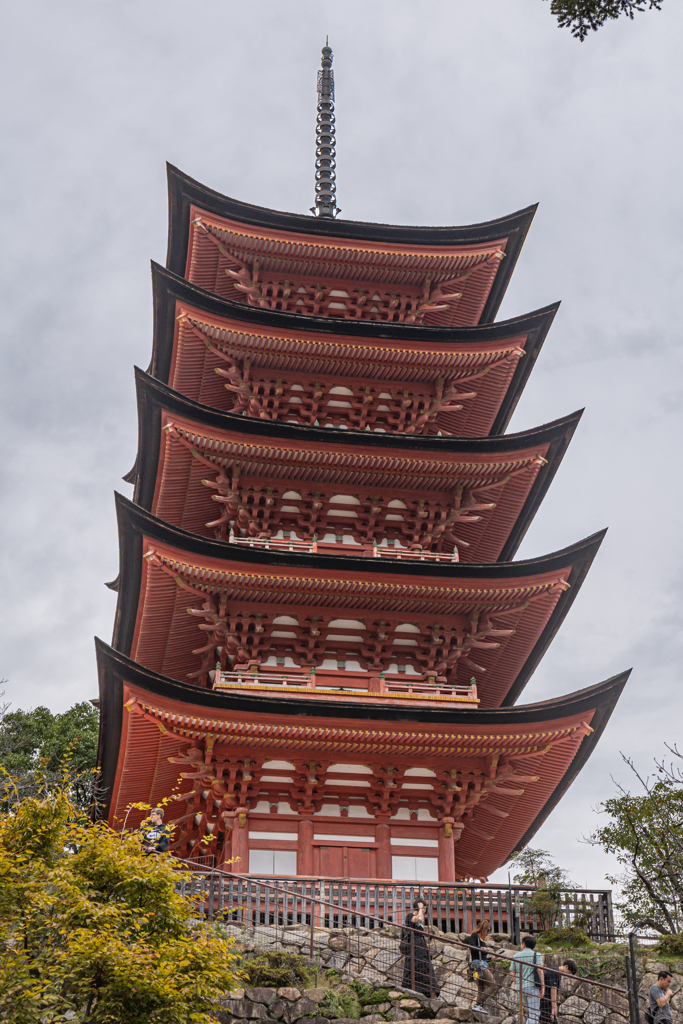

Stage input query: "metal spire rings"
[{"left": 312, "top": 40, "right": 340, "bottom": 219}]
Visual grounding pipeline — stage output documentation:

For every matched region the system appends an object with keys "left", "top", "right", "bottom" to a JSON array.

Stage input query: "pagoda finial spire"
[{"left": 312, "top": 40, "right": 340, "bottom": 219}]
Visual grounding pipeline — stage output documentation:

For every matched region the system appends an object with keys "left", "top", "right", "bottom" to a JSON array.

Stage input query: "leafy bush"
[
  {"left": 357, "top": 985, "right": 391, "bottom": 1006},
  {"left": 240, "top": 949, "right": 314, "bottom": 989},
  {"left": 0, "top": 765, "right": 242, "bottom": 1023},
  {"left": 318, "top": 986, "right": 362, "bottom": 1019},
  {"left": 316, "top": 983, "right": 395, "bottom": 1021},
  {"left": 656, "top": 934, "right": 683, "bottom": 957},
  {"left": 540, "top": 926, "right": 593, "bottom": 949}
]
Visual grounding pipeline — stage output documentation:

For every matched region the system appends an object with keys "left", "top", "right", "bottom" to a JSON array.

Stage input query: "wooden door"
[
  {"left": 318, "top": 845, "right": 344, "bottom": 876},
  {"left": 347, "top": 846, "right": 375, "bottom": 879}
]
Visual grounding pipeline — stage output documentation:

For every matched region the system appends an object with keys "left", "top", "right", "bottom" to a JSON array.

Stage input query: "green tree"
[
  {"left": 0, "top": 696, "right": 99, "bottom": 808},
  {"left": 545, "top": 0, "right": 664, "bottom": 40},
  {"left": 510, "top": 848, "right": 577, "bottom": 931},
  {"left": 510, "top": 847, "right": 574, "bottom": 888},
  {"left": 0, "top": 765, "right": 242, "bottom": 1022},
  {"left": 587, "top": 752, "right": 683, "bottom": 934}
]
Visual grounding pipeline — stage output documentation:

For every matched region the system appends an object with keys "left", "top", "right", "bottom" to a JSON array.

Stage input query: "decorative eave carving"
[
  {"left": 94, "top": 639, "right": 630, "bottom": 878},
  {"left": 165, "top": 163, "right": 537, "bottom": 326},
  {"left": 111, "top": 494, "right": 605, "bottom": 708},
  {"left": 131, "top": 369, "right": 581, "bottom": 564},
  {"left": 149, "top": 264, "right": 559, "bottom": 437}
]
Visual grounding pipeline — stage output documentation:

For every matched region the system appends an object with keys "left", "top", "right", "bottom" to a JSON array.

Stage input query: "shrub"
[
  {"left": 656, "top": 934, "right": 683, "bottom": 957},
  {"left": 239, "top": 949, "right": 314, "bottom": 989},
  {"left": 0, "top": 766, "right": 242, "bottom": 1023},
  {"left": 540, "top": 926, "right": 593, "bottom": 949},
  {"left": 318, "top": 987, "right": 362, "bottom": 1019},
  {"left": 357, "top": 985, "right": 392, "bottom": 1006}
]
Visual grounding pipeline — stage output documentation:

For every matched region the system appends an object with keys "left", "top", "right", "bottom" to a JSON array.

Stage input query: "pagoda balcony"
[
  {"left": 133, "top": 369, "right": 581, "bottom": 565},
  {"left": 227, "top": 532, "right": 460, "bottom": 563},
  {"left": 150, "top": 265, "right": 559, "bottom": 441},
  {"left": 119, "top": 494, "right": 603, "bottom": 705},
  {"left": 212, "top": 666, "right": 479, "bottom": 708}
]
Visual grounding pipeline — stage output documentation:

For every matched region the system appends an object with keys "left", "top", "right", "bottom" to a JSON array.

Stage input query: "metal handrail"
[{"left": 176, "top": 868, "right": 628, "bottom": 996}]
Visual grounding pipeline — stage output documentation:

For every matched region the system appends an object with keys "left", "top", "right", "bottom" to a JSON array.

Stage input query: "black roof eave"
[
  {"left": 503, "top": 666, "right": 630, "bottom": 861},
  {"left": 165, "top": 163, "right": 537, "bottom": 325},
  {"left": 130, "top": 367, "right": 582, "bottom": 562},
  {"left": 94, "top": 636, "right": 629, "bottom": 823},
  {"left": 110, "top": 494, "right": 605, "bottom": 706},
  {"left": 149, "top": 263, "right": 558, "bottom": 436}
]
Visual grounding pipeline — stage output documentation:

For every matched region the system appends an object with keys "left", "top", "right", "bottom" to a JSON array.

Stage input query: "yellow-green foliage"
[
  {"left": 540, "top": 926, "right": 593, "bottom": 949},
  {"left": 656, "top": 934, "right": 683, "bottom": 957},
  {"left": 237, "top": 948, "right": 315, "bottom": 989},
  {"left": 0, "top": 768, "right": 242, "bottom": 1023}
]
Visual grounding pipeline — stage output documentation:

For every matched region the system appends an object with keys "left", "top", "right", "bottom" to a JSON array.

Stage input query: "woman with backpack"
[
  {"left": 401, "top": 898, "right": 440, "bottom": 997},
  {"left": 465, "top": 919, "right": 496, "bottom": 1013}
]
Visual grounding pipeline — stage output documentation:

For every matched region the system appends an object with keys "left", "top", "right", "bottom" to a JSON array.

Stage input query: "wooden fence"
[{"left": 175, "top": 872, "right": 614, "bottom": 942}]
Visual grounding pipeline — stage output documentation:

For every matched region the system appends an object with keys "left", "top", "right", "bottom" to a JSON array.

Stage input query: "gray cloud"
[{"left": 1, "top": 0, "right": 681, "bottom": 889}]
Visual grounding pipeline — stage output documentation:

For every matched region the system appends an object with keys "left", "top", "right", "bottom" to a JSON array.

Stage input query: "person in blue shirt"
[
  {"left": 541, "top": 956, "right": 577, "bottom": 1023},
  {"left": 509, "top": 935, "right": 545, "bottom": 1024}
]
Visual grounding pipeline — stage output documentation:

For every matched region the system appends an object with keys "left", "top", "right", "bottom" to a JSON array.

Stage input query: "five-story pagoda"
[{"left": 96, "top": 45, "right": 628, "bottom": 883}]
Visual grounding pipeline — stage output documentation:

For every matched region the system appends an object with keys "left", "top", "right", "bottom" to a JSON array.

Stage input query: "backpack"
[
  {"left": 467, "top": 934, "right": 486, "bottom": 980},
  {"left": 532, "top": 952, "right": 542, "bottom": 989},
  {"left": 467, "top": 960, "right": 484, "bottom": 982},
  {"left": 645, "top": 1003, "right": 667, "bottom": 1024}
]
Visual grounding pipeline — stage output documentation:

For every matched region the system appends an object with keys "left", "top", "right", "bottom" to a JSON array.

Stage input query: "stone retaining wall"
[{"left": 216, "top": 925, "right": 674, "bottom": 1024}]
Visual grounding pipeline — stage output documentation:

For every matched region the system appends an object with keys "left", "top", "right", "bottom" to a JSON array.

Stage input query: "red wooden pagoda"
[{"left": 96, "top": 46, "right": 628, "bottom": 883}]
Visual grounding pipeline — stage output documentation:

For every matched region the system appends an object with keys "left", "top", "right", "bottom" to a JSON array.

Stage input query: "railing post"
[
  {"left": 627, "top": 933, "right": 641, "bottom": 1024},
  {"left": 207, "top": 871, "right": 215, "bottom": 923},
  {"left": 606, "top": 889, "right": 614, "bottom": 940},
  {"left": 309, "top": 884, "right": 315, "bottom": 959},
  {"left": 518, "top": 964, "right": 524, "bottom": 1024},
  {"left": 513, "top": 888, "right": 520, "bottom": 945},
  {"left": 410, "top": 925, "right": 416, "bottom": 993}
]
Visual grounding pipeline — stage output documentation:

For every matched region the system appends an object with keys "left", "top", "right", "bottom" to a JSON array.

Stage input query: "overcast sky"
[{"left": 1, "top": 0, "right": 681, "bottom": 892}]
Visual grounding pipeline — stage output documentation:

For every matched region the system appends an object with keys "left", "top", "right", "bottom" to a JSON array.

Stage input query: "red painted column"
[
  {"left": 218, "top": 811, "right": 235, "bottom": 869},
  {"left": 231, "top": 811, "right": 249, "bottom": 874},
  {"left": 376, "top": 822, "right": 392, "bottom": 878},
  {"left": 298, "top": 818, "right": 314, "bottom": 876},
  {"left": 438, "top": 820, "right": 456, "bottom": 882}
]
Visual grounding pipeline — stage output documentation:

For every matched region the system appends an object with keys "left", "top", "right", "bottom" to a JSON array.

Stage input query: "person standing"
[
  {"left": 539, "top": 954, "right": 557, "bottom": 1024},
  {"left": 509, "top": 935, "right": 544, "bottom": 1024},
  {"left": 465, "top": 919, "right": 496, "bottom": 1013},
  {"left": 541, "top": 956, "right": 577, "bottom": 1023},
  {"left": 401, "top": 898, "right": 440, "bottom": 997},
  {"left": 649, "top": 971, "right": 674, "bottom": 1024},
  {"left": 141, "top": 807, "right": 171, "bottom": 854}
]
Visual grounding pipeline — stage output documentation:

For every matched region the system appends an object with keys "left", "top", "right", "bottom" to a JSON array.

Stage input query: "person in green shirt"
[{"left": 509, "top": 935, "right": 545, "bottom": 1024}]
